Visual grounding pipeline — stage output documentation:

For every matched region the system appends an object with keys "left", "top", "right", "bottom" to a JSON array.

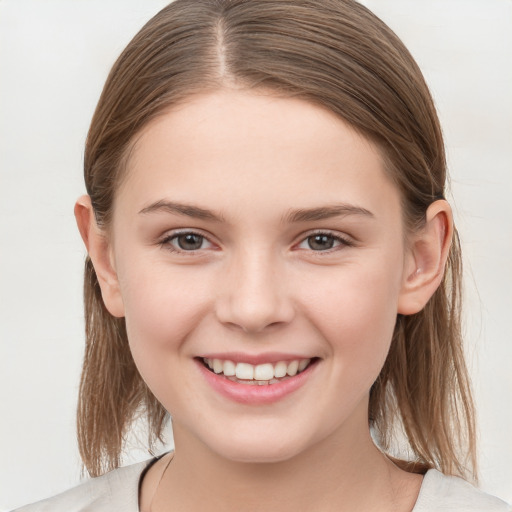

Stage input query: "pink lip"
[
  {"left": 195, "top": 358, "right": 318, "bottom": 405},
  {"left": 197, "top": 352, "right": 312, "bottom": 365}
]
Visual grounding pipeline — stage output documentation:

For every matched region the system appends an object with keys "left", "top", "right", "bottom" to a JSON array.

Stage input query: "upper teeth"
[{"left": 204, "top": 358, "right": 311, "bottom": 380}]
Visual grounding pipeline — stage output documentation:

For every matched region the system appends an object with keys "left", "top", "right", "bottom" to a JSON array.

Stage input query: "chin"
[{"left": 203, "top": 429, "right": 313, "bottom": 465}]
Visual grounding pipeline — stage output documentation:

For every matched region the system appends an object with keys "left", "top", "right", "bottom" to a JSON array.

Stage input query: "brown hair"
[{"left": 78, "top": 0, "right": 476, "bottom": 480}]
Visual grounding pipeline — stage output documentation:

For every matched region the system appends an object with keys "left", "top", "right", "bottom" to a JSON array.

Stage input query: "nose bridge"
[{"left": 216, "top": 245, "right": 294, "bottom": 333}]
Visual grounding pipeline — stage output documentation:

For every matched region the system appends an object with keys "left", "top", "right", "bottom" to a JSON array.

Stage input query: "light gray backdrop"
[{"left": 1, "top": 0, "right": 511, "bottom": 509}]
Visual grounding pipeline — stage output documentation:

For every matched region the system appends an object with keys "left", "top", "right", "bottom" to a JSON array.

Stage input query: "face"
[{"left": 106, "top": 90, "right": 412, "bottom": 463}]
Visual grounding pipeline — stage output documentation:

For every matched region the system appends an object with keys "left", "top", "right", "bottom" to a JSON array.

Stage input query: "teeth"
[
  {"left": 274, "top": 361, "right": 288, "bottom": 378},
  {"left": 254, "top": 363, "right": 274, "bottom": 381},
  {"left": 213, "top": 359, "right": 223, "bottom": 374},
  {"left": 298, "top": 359, "right": 309, "bottom": 372},
  {"left": 287, "top": 360, "right": 299, "bottom": 376},
  {"left": 235, "top": 362, "right": 254, "bottom": 380},
  {"left": 203, "top": 357, "right": 312, "bottom": 383},
  {"left": 223, "top": 360, "right": 236, "bottom": 376}
]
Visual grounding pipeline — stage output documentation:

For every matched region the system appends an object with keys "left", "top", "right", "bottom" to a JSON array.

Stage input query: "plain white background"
[{"left": 0, "top": 0, "right": 511, "bottom": 509}]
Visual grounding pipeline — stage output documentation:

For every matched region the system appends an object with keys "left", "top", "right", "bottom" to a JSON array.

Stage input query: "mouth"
[{"left": 198, "top": 357, "right": 317, "bottom": 386}]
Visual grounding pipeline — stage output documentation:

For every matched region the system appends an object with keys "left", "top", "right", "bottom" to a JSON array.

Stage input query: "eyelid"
[
  {"left": 294, "top": 230, "right": 355, "bottom": 251},
  {"left": 159, "top": 229, "right": 217, "bottom": 253},
  {"left": 157, "top": 228, "right": 354, "bottom": 254}
]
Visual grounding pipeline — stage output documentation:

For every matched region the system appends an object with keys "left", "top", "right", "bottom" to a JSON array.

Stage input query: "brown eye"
[
  {"left": 307, "top": 234, "right": 336, "bottom": 251},
  {"left": 170, "top": 233, "right": 207, "bottom": 251},
  {"left": 296, "top": 232, "right": 352, "bottom": 252}
]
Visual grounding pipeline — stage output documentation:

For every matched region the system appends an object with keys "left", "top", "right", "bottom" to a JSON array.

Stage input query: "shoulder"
[
  {"left": 414, "top": 469, "right": 511, "bottom": 511},
  {"left": 11, "top": 459, "right": 153, "bottom": 512}
]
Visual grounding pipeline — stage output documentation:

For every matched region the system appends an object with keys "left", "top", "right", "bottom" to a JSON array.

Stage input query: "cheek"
[
  {"left": 119, "top": 264, "right": 217, "bottom": 414},
  {"left": 118, "top": 260, "right": 214, "bottom": 366},
  {"left": 299, "top": 257, "right": 402, "bottom": 372}
]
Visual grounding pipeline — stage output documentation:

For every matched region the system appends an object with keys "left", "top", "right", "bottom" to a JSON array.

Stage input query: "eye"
[
  {"left": 297, "top": 232, "right": 352, "bottom": 251},
  {"left": 162, "top": 232, "right": 214, "bottom": 252}
]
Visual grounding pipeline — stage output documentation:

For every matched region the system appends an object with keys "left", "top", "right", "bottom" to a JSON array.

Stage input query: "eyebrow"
[
  {"left": 283, "top": 204, "right": 374, "bottom": 223},
  {"left": 139, "top": 200, "right": 374, "bottom": 224},
  {"left": 138, "top": 200, "right": 224, "bottom": 222}
]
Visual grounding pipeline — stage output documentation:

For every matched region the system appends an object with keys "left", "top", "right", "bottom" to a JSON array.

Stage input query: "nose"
[{"left": 215, "top": 249, "right": 295, "bottom": 333}]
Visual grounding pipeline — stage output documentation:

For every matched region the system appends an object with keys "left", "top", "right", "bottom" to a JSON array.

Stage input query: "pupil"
[
  {"left": 308, "top": 235, "right": 334, "bottom": 250},
  {"left": 178, "top": 234, "right": 203, "bottom": 250}
]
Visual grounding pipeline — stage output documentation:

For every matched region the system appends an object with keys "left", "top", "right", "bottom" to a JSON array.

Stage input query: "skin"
[{"left": 76, "top": 89, "right": 453, "bottom": 512}]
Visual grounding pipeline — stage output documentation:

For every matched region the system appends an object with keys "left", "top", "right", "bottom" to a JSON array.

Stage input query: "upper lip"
[{"left": 196, "top": 352, "right": 316, "bottom": 365}]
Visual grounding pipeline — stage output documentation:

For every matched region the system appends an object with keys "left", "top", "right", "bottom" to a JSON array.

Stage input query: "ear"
[
  {"left": 74, "top": 195, "right": 125, "bottom": 318},
  {"left": 397, "top": 200, "right": 453, "bottom": 315}
]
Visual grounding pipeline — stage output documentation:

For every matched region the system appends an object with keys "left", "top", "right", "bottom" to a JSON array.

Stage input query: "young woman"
[{"left": 14, "top": 0, "right": 511, "bottom": 510}]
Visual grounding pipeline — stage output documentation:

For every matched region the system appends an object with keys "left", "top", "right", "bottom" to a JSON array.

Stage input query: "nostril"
[{"left": 214, "top": 277, "right": 295, "bottom": 333}]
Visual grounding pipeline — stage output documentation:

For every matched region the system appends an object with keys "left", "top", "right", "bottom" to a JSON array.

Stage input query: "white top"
[{"left": 13, "top": 459, "right": 511, "bottom": 512}]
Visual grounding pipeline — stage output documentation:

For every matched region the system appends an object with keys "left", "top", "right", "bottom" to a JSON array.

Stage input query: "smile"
[
  {"left": 196, "top": 355, "right": 319, "bottom": 404},
  {"left": 202, "top": 357, "right": 312, "bottom": 385}
]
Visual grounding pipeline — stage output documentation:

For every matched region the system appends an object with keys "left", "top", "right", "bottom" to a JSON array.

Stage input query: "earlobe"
[
  {"left": 74, "top": 195, "right": 125, "bottom": 318},
  {"left": 397, "top": 200, "right": 453, "bottom": 315}
]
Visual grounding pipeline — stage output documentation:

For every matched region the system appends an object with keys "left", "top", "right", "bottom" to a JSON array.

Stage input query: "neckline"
[
  {"left": 137, "top": 454, "right": 438, "bottom": 512},
  {"left": 410, "top": 469, "right": 436, "bottom": 511}
]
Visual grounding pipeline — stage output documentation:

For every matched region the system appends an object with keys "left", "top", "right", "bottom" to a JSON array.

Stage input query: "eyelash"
[
  {"left": 159, "top": 230, "right": 354, "bottom": 254},
  {"left": 159, "top": 230, "right": 214, "bottom": 253},
  {"left": 296, "top": 231, "right": 354, "bottom": 253}
]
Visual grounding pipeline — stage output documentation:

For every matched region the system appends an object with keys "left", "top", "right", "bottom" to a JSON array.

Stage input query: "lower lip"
[{"left": 196, "top": 359, "right": 317, "bottom": 405}]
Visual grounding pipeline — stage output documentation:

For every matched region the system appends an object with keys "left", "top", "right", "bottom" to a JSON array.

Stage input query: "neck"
[{"left": 149, "top": 408, "right": 422, "bottom": 512}]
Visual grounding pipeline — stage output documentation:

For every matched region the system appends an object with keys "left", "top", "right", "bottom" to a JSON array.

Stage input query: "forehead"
[{"left": 117, "top": 89, "right": 401, "bottom": 221}]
